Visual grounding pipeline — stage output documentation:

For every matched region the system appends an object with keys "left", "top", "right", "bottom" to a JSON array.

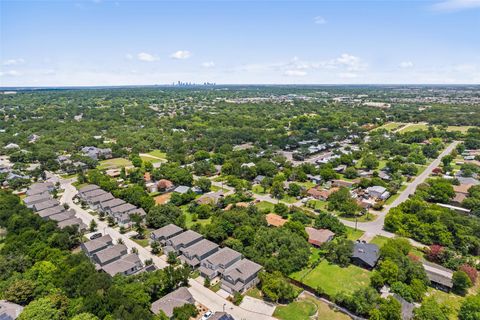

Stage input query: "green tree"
[
  {"left": 459, "top": 294, "right": 480, "bottom": 320},
  {"left": 452, "top": 270, "right": 472, "bottom": 296},
  {"left": 195, "top": 177, "right": 212, "bottom": 193},
  {"left": 89, "top": 219, "right": 97, "bottom": 232}
]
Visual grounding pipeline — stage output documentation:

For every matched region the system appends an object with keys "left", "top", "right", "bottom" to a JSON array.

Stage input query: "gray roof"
[
  {"left": 393, "top": 294, "right": 415, "bottom": 320},
  {"left": 89, "top": 192, "right": 114, "bottom": 204},
  {"left": 23, "top": 193, "right": 51, "bottom": 205},
  {"left": 223, "top": 259, "right": 262, "bottom": 283},
  {"left": 352, "top": 242, "right": 380, "bottom": 268},
  {"left": 168, "top": 230, "right": 203, "bottom": 248},
  {"left": 78, "top": 184, "right": 100, "bottom": 193},
  {"left": 151, "top": 224, "right": 183, "bottom": 239},
  {"left": 129, "top": 208, "right": 146, "bottom": 217},
  {"left": 100, "top": 198, "right": 125, "bottom": 209},
  {"left": 57, "top": 217, "right": 86, "bottom": 230},
  {"left": 174, "top": 186, "right": 190, "bottom": 194},
  {"left": 182, "top": 239, "right": 219, "bottom": 258},
  {"left": 204, "top": 247, "right": 242, "bottom": 267},
  {"left": 150, "top": 287, "right": 194, "bottom": 317},
  {"left": 83, "top": 234, "right": 113, "bottom": 253},
  {"left": 37, "top": 205, "right": 65, "bottom": 218},
  {"left": 82, "top": 189, "right": 107, "bottom": 199},
  {"left": 102, "top": 254, "right": 142, "bottom": 277},
  {"left": 111, "top": 203, "right": 137, "bottom": 214},
  {"left": 33, "top": 199, "right": 59, "bottom": 212},
  {"left": 0, "top": 300, "right": 24, "bottom": 320},
  {"left": 48, "top": 210, "right": 76, "bottom": 222},
  {"left": 94, "top": 244, "right": 128, "bottom": 265},
  {"left": 209, "top": 312, "right": 235, "bottom": 320}
]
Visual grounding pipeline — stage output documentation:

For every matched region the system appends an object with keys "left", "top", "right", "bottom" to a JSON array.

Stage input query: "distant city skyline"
[{"left": 1, "top": 0, "right": 479, "bottom": 86}]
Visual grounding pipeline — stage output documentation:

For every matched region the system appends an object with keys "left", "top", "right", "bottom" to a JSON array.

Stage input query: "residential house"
[
  {"left": 26, "top": 182, "right": 54, "bottom": 196},
  {"left": 102, "top": 254, "right": 143, "bottom": 277},
  {"left": 179, "top": 239, "right": 219, "bottom": 267},
  {"left": 150, "top": 224, "right": 184, "bottom": 245},
  {"left": 266, "top": 213, "right": 287, "bottom": 227},
  {"left": 88, "top": 192, "right": 114, "bottom": 209},
  {"left": 209, "top": 312, "right": 235, "bottom": 320},
  {"left": 331, "top": 179, "right": 357, "bottom": 188},
  {"left": 221, "top": 259, "right": 262, "bottom": 294},
  {"left": 32, "top": 199, "right": 59, "bottom": 212},
  {"left": 48, "top": 210, "right": 76, "bottom": 222},
  {"left": 393, "top": 294, "right": 415, "bottom": 320},
  {"left": 107, "top": 203, "right": 137, "bottom": 217},
  {"left": 173, "top": 186, "right": 190, "bottom": 194},
  {"left": 306, "top": 174, "right": 322, "bottom": 184},
  {"left": 77, "top": 184, "right": 101, "bottom": 198},
  {"left": 164, "top": 230, "right": 203, "bottom": 254},
  {"left": 196, "top": 191, "right": 224, "bottom": 205},
  {"left": 81, "top": 234, "right": 114, "bottom": 257},
  {"left": 367, "top": 186, "right": 391, "bottom": 200},
  {"left": 423, "top": 261, "right": 453, "bottom": 292},
  {"left": 351, "top": 242, "right": 380, "bottom": 269},
  {"left": 158, "top": 179, "right": 174, "bottom": 191},
  {"left": 57, "top": 218, "right": 87, "bottom": 231},
  {"left": 305, "top": 227, "right": 335, "bottom": 247},
  {"left": 0, "top": 300, "right": 24, "bottom": 320},
  {"left": 253, "top": 175, "right": 265, "bottom": 184},
  {"left": 93, "top": 244, "right": 128, "bottom": 266},
  {"left": 378, "top": 171, "right": 392, "bottom": 181},
  {"left": 452, "top": 184, "right": 473, "bottom": 205},
  {"left": 199, "top": 247, "right": 243, "bottom": 279},
  {"left": 80, "top": 189, "right": 108, "bottom": 201},
  {"left": 99, "top": 198, "right": 125, "bottom": 213},
  {"left": 23, "top": 193, "right": 51, "bottom": 208},
  {"left": 150, "top": 287, "right": 195, "bottom": 318},
  {"left": 37, "top": 205, "right": 65, "bottom": 219},
  {"left": 307, "top": 187, "right": 338, "bottom": 201},
  {"left": 81, "top": 146, "right": 112, "bottom": 160}
]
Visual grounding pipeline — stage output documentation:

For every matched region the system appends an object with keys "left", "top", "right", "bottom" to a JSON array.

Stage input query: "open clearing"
[
  {"left": 274, "top": 295, "right": 351, "bottom": 320},
  {"left": 290, "top": 260, "right": 371, "bottom": 297},
  {"left": 97, "top": 158, "right": 132, "bottom": 169}
]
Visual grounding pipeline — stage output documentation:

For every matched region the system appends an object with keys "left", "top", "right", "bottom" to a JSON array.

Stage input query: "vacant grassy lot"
[
  {"left": 256, "top": 201, "right": 275, "bottom": 212},
  {"left": 252, "top": 185, "right": 267, "bottom": 194},
  {"left": 373, "top": 122, "right": 405, "bottom": 132},
  {"left": 445, "top": 126, "right": 475, "bottom": 133},
  {"left": 97, "top": 158, "right": 132, "bottom": 169},
  {"left": 345, "top": 227, "right": 364, "bottom": 241},
  {"left": 140, "top": 154, "right": 164, "bottom": 163},
  {"left": 290, "top": 260, "right": 371, "bottom": 297},
  {"left": 398, "top": 122, "right": 429, "bottom": 133},
  {"left": 147, "top": 150, "right": 167, "bottom": 159}
]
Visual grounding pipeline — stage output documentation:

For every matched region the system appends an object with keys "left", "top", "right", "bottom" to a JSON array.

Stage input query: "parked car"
[
  {"left": 90, "top": 232, "right": 102, "bottom": 240},
  {"left": 201, "top": 311, "right": 213, "bottom": 320}
]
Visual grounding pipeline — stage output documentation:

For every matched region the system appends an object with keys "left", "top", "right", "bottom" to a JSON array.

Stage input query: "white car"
[{"left": 201, "top": 310, "right": 213, "bottom": 320}]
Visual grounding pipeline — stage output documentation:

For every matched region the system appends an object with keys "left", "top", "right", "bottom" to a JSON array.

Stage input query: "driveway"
[{"left": 239, "top": 296, "right": 276, "bottom": 316}]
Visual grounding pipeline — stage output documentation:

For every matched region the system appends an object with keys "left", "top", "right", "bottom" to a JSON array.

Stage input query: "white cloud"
[
  {"left": 284, "top": 70, "right": 307, "bottom": 76},
  {"left": 3, "top": 58, "right": 25, "bottom": 66},
  {"left": 335, "top": 54, "right": 366, "bottom": 71},
  {"left": 338, "top": 72, "right": 358, "bottom": 79},
  {"left": 137, "top": 52, "right": 158, "bottom": 62},
  {"left": 400, "top": 61, "right": 414, "bottom": 68},
  {"left": 0, "top": 70, "right": 22, "bottom": 77},
  {"left": 201, "top": 61, "right": 215, "bottom": 68},
  {"left": 314, "top": 16, "right": 327, "bottom": 24},
  {"left": 170, "top": 50, "right": 191, "bottom": 60},
  {"left": 431, "top": 0, "right": 480, "bottom": 11}
]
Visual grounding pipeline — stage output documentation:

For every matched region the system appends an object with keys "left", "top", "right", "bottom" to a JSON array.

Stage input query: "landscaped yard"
[
  {"left": 345, "top": 227, "right": 364, "bottom": 241},
  {"left": 147, "top": 150, "right": 167, "bottom": 159},
  {"left": 245, "top": 287, "right": 263, "bottom": 300},
  {"left": 256, "top": 201, "right": 275, "bottom": 212},
  {"left": 131, "top": 230, "right": 152, "bottom": 247},
  {"left": 305, "top": 199, "right": 328, "bottom": 211},
  {"left": 252, "top": 185, "right": 267, "bottom": 194},
  {"left": 274, "top": 296, "right": 351, "bottom": 320},
  {"left": 281, "top": 195, "right": 298, "bottom": 204},
  {"left": 97, "top": 158, "right": 132, "bottom": 169},
  {"left": 290, "top": 260, "right": 371, "bottom": 297},
  {"left": 426, "top": 288, "right": 465, "bottom": 320},
  {"left": 181, "top": 205, "right": 211, "bottom": 228},
  {"left": 369, "top": 235, "right": 389, "bottom": 248}
]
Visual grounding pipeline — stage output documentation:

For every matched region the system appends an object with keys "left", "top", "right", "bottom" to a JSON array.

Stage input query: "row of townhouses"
[
  {"left": 77, "top": 184, "right": 146, "bottom": 227},
  {"left": 150, "top": 224, "right": 262, "bottom": 294},
  {"left": 24, "top": 182, "right": 87, "bottom": 230}
]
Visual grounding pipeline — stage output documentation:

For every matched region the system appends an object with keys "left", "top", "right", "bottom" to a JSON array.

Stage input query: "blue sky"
[{"left": 1, "top": 0, "right": 479, "bottom": 86}]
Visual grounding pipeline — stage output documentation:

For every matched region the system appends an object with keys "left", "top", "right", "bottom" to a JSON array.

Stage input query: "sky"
[{"left": 1, "top": 0, "right": 480, "bottom": 86}]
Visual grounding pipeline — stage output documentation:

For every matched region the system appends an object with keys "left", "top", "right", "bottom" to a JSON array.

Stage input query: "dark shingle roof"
[{"left": 352, "top": 242, "right": 379, "bottom": 268}]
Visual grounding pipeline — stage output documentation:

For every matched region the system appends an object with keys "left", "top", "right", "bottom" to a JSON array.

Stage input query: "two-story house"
[
  {"left": 221, "top": 259, "right": 262, "bottom": 294},
  {"left": 179, "top": 239, "right": 219, "bottom": 267},
  {"left": 199, "top": 247, "right": 242, "bottom": 279}
]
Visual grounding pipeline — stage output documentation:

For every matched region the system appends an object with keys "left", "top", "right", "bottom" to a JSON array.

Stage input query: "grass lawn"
[
  {"left": 181, "top": 206, "right": 211, "bottom": 228},
  {"left": 398, "top": 123, "right": 429, "bottom": 133},
  {"left": 147, "top": 150, "right": 167, "bottom": 159},
  {"left": 252, "top": 185, "right": 267, "bottom": 194},
  {"left": 72, "top": 182, "right": 89, "bottom": 190},
  {"left": 140, "top": 155, "right": 164, "bottom": 163},
  {"left": 97, "top": 158, "right": 132, "bottom": 170},
  {"left": 296, "top": 181, "right": 316, "bottom": 189},
  {"left": 245, "top": 287, "right": 263, "bottom": 300},
  {"left": 210, "top": 281, "right": 222, "bottom": 293},
  {"left": 316, "top": 299, "right": 352, "bottom": 320},
  {"left": 374, "top": 122, "right": 405, "bottom": 132},
  {"left": 369, "top": 235, "right": 389, "bottom": 248},
  {"left": 290, "top": 260, "right": 371, "bottom": 297},
  {"left": 445, "top": 126, "right": 475, "bottom": 133},
  {"left": 256, "top": 201, "right": 275, "bottom": 212},
  {"left": 340, "top": 212, "right": 377, "bottom": 223},
  {"left": 274, "top": 299, "right": 317, "bottom": 320},
  {"left": 281, "top": 195, "right": 298, "bottom": 204},
  {"left": 345, "top": 227, "right": 364, "bottom": 241},
  {"left": 305, "top": 199, "right": 328, "bottom": 211}
]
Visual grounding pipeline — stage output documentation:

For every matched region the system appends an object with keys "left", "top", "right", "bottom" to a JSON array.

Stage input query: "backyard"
[
  {"left": 274, "top": 295, "right": 351, "bottom": 320},
  {"left": 97, "top": 158, "right": 132, "bottom": 170}
]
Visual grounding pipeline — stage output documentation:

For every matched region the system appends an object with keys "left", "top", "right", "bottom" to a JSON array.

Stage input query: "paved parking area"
[{"left": 240, "top": 296, "right": 276, "bottom": 316}]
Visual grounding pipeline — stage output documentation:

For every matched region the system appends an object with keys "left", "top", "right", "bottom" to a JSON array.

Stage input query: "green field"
[
  {"left": 305, "top": 199, "right": 328, "bottom": 211},
  {"left": 274, "top": 296, "right": 351, "bottom": 320},
  {"left": 345, "top": 227, "right": 364, "bottom": 241},
  {"left": 256, "top": 201, "right": 275, "bottom": 212},
  {"left": 373, "top": 122, "right": 405, "bottom": 132},
  {"left": 290, "top": 260, "right": 371, "bottom": 297},
  {"left": 147, "top": 150, "right": 167, "bottom": 159},
  {"left": 398, "top": 123, "right": 429, "bottom": 133},
  {"left": 281, "top": 195, "right": 298, "bottom": 204},
  {"left": 445, "top": 126, "right": 475, "bottom": 133},
  {"left": 252, "top": 185, "right": 267, "bottom": 194},
  {"left": 140, "top": 155, "right": 164, "bottom": 163},
  {"left": 97, "top": 158, "right": 132, "bottom": 169}
]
